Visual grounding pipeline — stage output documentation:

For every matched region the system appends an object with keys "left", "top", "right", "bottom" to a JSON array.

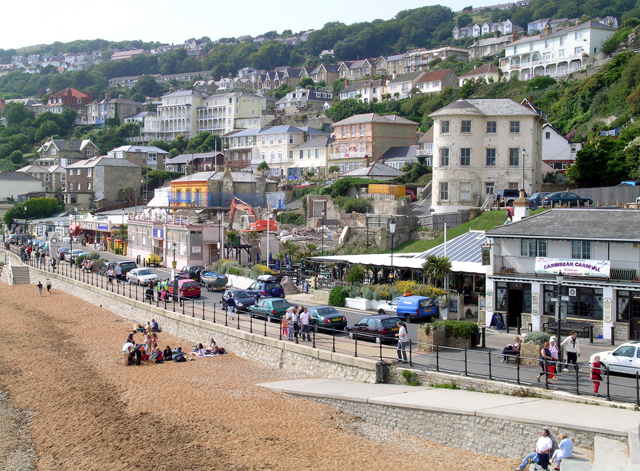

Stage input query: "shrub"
[
  {"left": 76, "top": 255, "right": 86, "bottom": 264},
  {"left": 401, "top": 370, "right": 420, "bottom": 386},
  {"left": 372, "top": 290, "right": 381, "bottom": 301},
  {"left": 426, "top": 320, "right": 478, "bottom": 339},
  {"left": 345, "top": 264, "right": 366, "bottom": 284},
  {"left": 362, "top": 286, "right": 375, "bottom": 300},
  {"left": 249, "top": 264, "right": 272, "bottom": 279},
  {"left": 525, "top": 330, "right": 550, "bottom": 345},
  {"left": 328, "top": 286, "right": 348, "bottom": 307},
  {"left": 341, "top": 198, "right": 370, "bottom": 214},
  {"left": 87, "top": 251, "right": 100, "bottom": 260}
]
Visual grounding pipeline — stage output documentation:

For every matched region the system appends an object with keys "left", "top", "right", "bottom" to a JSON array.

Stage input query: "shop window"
[
  {"left": 616, "top": 291, "right": 640, "bottom": 322},
  {"left": 521, "top": 239, "right": 547, "bottom": 257},
  {"left": 544, "top": 285, "right": 603, "bottom": 319}
]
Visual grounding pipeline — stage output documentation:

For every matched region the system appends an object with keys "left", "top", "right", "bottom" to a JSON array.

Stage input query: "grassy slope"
[{"left": 396, "top": 208, "right": 548, "bottom": 253}]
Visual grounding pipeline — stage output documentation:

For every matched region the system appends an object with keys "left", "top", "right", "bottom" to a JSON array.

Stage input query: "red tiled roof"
[{"left": 50, "top": 87, "right": 88, "bottom": 99}]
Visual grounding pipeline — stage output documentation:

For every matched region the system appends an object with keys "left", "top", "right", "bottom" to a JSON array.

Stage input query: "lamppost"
[
  {"left": 217, "top": 211, "right": 223, "bottom": 261},
  {"left": 266, "top": 213, "right": 273, "bottom": 268},
  {"left": 556, "top": 270, "right": 564, "bottom": 360},
  {"left": 320, "top": 210, "right": 325, "bottom": 256},
  {"left": 389, "top": 218, "right": 396, "bottom": 283},
  {"left": 365, "top": 211, "right": 369, "bottom": 248},
  {"left": 24, "top": 205, "right": 27, "bottom": 237},
  {"left": 522, "top": 147, "right": 526, "bottom": 193},
  {"left": 172, "top": 242, "right": 178, "bottom": 308}
]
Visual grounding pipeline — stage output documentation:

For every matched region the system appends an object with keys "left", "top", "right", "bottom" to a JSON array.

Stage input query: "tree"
[
  {"left": 9, "top": 150, "right": 23, "bottom": 164},
  {"left": 422, "top": 255, "right": 452, "bottom": 287},
  {"left": 3, "top": 102, "right": 33, "bottom": 126},
  {"left": 325, "top": 98, "right": 370, "bottom": 122},
  {"left": 169, "top": 148, "right": 180, "bottom": 158},
  {"left": 34, "top": 120, "right": 61, "bottom": 142},
  {"left": 457, "top": 14, "right": 473, "bottom": 28},
  {"left": 131, "top": 92, "right": 146, "bottom": 103},
  {"left": 3, "top": 198, "right": 62, "bottom": 227},
  {"left": 566, "top": 137, "right": 628, "bottom": 187},
  {"left": 257, "top": 161, "right": 270, "bottom": 175},
  {"left": 328, "top": 165, "right": 340, "bottom": 177},
  {"left": 298, "top": 77, "right": 314, "bottom": 89},
  {"left": 332, "top": 78, "right": 346, "bottom": 95},
  {"left": 131, "top": 75, "right": 165, "bottom": 97}
]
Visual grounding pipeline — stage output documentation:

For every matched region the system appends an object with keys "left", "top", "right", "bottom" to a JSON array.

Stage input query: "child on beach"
[{"left": 281, "top": 316, "right": 288, "bottom": 337}]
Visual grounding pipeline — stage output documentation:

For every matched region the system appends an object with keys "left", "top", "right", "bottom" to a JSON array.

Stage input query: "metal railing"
[{"left": 11, "top": 246, "right": 640, "bottom": 406}]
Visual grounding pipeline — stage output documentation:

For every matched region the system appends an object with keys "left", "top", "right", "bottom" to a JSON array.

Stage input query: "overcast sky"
[{"left": 1, "top": 0, "right": 483, "bottom": 50}]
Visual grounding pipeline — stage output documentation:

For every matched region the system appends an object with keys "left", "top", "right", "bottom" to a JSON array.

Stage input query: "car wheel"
[
  {"left": 348, "top": 331, "right": 355, "bottom": 340},
  {"left": 553, "top": 202, "right": 560, "bottom": 208},
  {"left": 405, "top": 314, "right": 412, "bottom": 323},
  {"left": 375, "top": 336, "right": 382, "bottom": 345},
  {"left": 582, "top": 200, "right": 589, "bottom": 207},
  {"left": 267, "top": 315, "right": 272, "bottom": 323},
  {"left": 378, "top": 309, "right": 386, "bottom": 315},
  {"left": 196, "top": 295, "right": 200, "bottom": 299}
]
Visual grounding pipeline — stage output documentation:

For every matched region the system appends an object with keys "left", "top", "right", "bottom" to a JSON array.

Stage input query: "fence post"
[
  {"left": 332, "top": 328, "right": 336, "bottom": 353},
  {"left": 265, "top": 318, "right": 268, "bottom": 337},
  {"left": 488, "top": 351, "right": 492, "bottom": 381},
  {"left": 250, "top": 314, "right": 253, "bottom": 333},
  {"left": 224, "top": 306, "right": 227, "bottom": 326},
  {"left": 202, "top": 300, "right": 205, "bottom": 321},
  {"left": 606, "top": 368, "right": 611, "bottom": 401},
  {"left": 435, "top": 344, "right": 440, "bottom": 372},
  {"left": 636, "top": 372, "right": 640, "bottom": 407},
  {"left": 545, "top": 360, "right": 549, "bottom": 390},
  {"left": 354, "top": 332, "right": 358, "bottom": 357},
  {"left": 517, "top": 357, "right": 521, "bottom": 385},
  {"left": 464, "top": 348, "right": 468, "bottom": 376},
  {"left": 379, "top": 337, "right": 383, "bottom": 361},
  {"left": 192, "top": 299, "right": 195, "bottom": 318},
  {"left": 213, "top": 304, "right": 216, "bottom": 324},
  {"left": 237, "top": 312, "right": 239, "bottom": 330},
  {"left": 575, "top": 362, "right": 580, "bottom": 396},
  {"left": 312, "top": 325, "right": 316, "bottom": 348},
  {"left": 409, "top": 339, "right": 412, "bottom": 367}
]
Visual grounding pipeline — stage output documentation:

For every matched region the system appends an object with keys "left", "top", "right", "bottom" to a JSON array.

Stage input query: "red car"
[{"left": 169, "top": 278, "right": 201, "bottom": 299}]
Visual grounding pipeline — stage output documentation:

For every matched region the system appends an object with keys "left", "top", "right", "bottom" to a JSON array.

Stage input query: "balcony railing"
[
  {"left": 328, "top": 152, "right": 367, "bottom": 160},
  {"left": 495, "top": 256, "right": 640, "bottom": 282}
]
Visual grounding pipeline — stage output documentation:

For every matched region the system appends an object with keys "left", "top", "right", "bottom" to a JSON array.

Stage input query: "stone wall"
[
  {"left": 417, "top": 324, "right": 473, "bottom": 350},
  {"left": 12, "top": 258, "right": 379, "bottom": 384},
  {"left": 308, "top": 397, "right": 626, "bottom": 459}
]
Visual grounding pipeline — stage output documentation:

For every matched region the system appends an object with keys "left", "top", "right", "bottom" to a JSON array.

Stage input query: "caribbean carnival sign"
[{"left": 535, "top": 257, "right": 610, "bottom": 278}]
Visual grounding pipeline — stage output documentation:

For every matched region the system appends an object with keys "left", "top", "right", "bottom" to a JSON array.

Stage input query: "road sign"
[
  {"left": 172, "top": 261, "right": 177, "bottom": 269},
  {"left": 561, "top": 295, "right": 570, "bottom": 301}
]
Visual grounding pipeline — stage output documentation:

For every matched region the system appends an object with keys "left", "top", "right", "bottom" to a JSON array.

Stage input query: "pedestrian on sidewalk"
[
  {"left": 548, "top": 337, "right": 559, "bottom": 380},
  {"left": 285, "top": 306, "right": 298, "bottom": 341},
  {"left": 591, "top": 355, "right": 603, "bottom": 397},
  {"left": 512, "top": 429, "right": 552, "bottom": 471},
  {"left": 396, "top": 321, "right": 408, "bottom": 363},
  {"left": 299, "top": 307, "right": 311, "bottom": 341},
  {"left": 536, "top": 341, "right": 553, "bottom": 382},
  {"left": 561, "top": 331, "right": 580, "bottom": 371},
  {"left": 36, "top": 280, "right": 43, "bottom": 296},
  {"left": 45, "top": 278, "right": 52, "bottom": 294},
  {"left": 226, "top": 293, "right": 236, "bottom": 320},
  {"left": 281, "top": 315, "right": 288, "bottom": 338}
]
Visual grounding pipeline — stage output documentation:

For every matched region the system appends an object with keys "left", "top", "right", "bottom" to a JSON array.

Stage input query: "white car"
[
  {"left": 126, "top": 268, "right": 159, "bottom": 286},
  {"left": 377, "top": 297, "right": 400, "bottom": 315},
  {"left": 590, "top": 341, "right": 640, "bottom": 375}
]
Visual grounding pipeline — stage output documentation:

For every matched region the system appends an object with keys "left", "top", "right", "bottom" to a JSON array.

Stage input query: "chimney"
[
  {"left": 86, "top": 90, "right": 93, "bottom": 102},
  {"left": 543, "top": 23, "right": 552, "bottom": 37},
  {"left": 364, "top": 156, "right": 370, "bottom": 167},
  {"left": 105, "top": 91, "right": 111, "bottom": 100},
  {"left": 576, "top": 18, "right": 581, "bottom": 25},
  {"left": 494, "top": 30, "right": 501, "bottom": 38},
  {"left": 529, "top": 95, "right": 534, "bottom": 104},
  {"left": 513, "top": 188, "right": 529, "bottom": 222},
  {"left": 118, "top": 94, "right": 124, "bottom": 99}
]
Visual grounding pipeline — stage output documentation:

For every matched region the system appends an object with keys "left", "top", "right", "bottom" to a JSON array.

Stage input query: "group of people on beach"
[
  {"left": 35, "top": 279, "right": 53, "bottom": 296},
  {"left": 122, "top": 319, "right": 225, "bottom": 366}
]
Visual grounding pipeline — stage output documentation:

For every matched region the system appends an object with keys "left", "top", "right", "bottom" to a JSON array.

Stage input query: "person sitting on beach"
[
  {"left": 151, "top": 319, "right": 160, "bottom": 332},
  {"left": 163, "top": 346, "right": 173, "bottom": 361},
  {"left": 189, "top": 343, "right": 207, "bottom": 357},
  {"left": 206, "top": 338, "right": 219, "bottom": 354},
  {"left": 123, "top": 341, "right": 135, "bottom": 366},
  {"left": 173, "top": 347, "right": 187, "bottom": 362},
  {"left": 551, "top": 433, "right": 573, "bottom": 470},
  {"left": 500, "top": 337, "right": 521, "bottom": 362}
]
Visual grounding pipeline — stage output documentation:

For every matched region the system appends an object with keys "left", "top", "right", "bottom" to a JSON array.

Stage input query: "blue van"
[{"left": 378, "top": 295, "right": 438, "bottom": 323}]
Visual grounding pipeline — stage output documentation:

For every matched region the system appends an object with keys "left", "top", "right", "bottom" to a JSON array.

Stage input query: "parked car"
[
  {"left": 307, "top": 306, "right": 348, "bottom": 331},
  {"left": 220, "top": 289, "right": 256, "bottom": 312},
  {"left": 590, "top": 342, "right": 640, "bottom": 375},
  {"left": 57, "top": 247, "right": 71, "bottom": 258},
  {"left": 248, "top": 297, "right": 291, "bottom": 322},
  {"left": 168, "top": 278, "right": 201, "bottom": 299},
  {"left": 495, "top": 189, "right": 526, "bottom": 207},
  {"left": 405, "top": 190, "right": 417, "bottom": 202},
  {"left": 180, "top": 265, "right": 205, "bottom": 280},
  {"left": 528, "top": 192, "right": 552, "bottom": 209},
  {"left": 542, "top": 192, "right": 592, "bottom": 207},
  {"left": 144, "top": 253, "right": 162, "bottom": 267},
  {"left": 345, "top": 315, "right": 402, "bottom": 344},
  {"left": 246, "top": 274, "right": 285, "bottom": 300},
  {"left": 110, "top": 260, "right": 138, "bottom": 275},
  {"left": 126, "top": 268, "right": 160, "bottom": 286},
  {"left": 378, "top": 295, "right": 437, "bottom": 323},
  {"left": 199, "top": 271, "right": 228, "bottom": 290}
]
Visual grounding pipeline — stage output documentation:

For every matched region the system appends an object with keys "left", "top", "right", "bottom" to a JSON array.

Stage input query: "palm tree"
[{"left": 422, "top": 255, "right": 452, "bottom": 288}]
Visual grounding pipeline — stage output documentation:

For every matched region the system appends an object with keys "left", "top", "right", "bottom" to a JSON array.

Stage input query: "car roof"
[
  {"left": 368, "top": 315, "right": 400, "bottom": 320},
  {"left": 395, "top": 295, "right": 431, "bottom": 301}
]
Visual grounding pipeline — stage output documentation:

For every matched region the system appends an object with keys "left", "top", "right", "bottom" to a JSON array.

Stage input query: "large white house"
[
  {"left": 500, "top": 20, "right": 615, "bottom": 81},
  {"left": 541, "top": 123, "right": 582, "bottom": 174},
  {"left": 429, "top": 99, "right": 543, "bottom": 213}
]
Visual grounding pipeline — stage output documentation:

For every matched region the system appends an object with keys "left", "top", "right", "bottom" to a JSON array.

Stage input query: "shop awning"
[{"left": 69, "top": 223, "right": 81, "bottom": 236}]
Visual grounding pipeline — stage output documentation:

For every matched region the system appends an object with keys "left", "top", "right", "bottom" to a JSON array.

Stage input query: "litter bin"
[
  {"left": 471, "top": 332, "right": 481, "bottom": 348},
  {"left": 376, "top": 361, "right": 388, "bottom": 383}
]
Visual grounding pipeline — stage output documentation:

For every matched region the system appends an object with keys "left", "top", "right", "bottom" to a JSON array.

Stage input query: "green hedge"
[
  {"left": 328, "top": 286, "right": 348, "bottom": 307},
  {"left": 426, "top": 320, "right": 479, "bottom": 339}
]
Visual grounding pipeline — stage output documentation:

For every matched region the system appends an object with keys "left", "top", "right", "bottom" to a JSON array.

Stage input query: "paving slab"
[
  {"left": 476, "top": 400, "right": 639, "bottom": 436},
  {"left": 593, "top": 436, "right": 629, "bottom": 471},
  {"left": 368, "top": 388, "right": 539, "bottom": 415},
  {"left": 258, "top": 379, "right": 430, "bottom": 402}
]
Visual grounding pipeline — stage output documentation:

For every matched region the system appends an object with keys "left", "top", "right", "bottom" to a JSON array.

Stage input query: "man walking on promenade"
[
  {"left": 226, "top": 293, "right": 236, "bottom": 320},
  {"left": 561, "top": 331, "right": 580, "bottom": 371},
  {"left": 395, "top": 321, "right": 408, "bottom": 363},
  {"left": 299, "top": 307, "right": 311, "bottom": 342}
]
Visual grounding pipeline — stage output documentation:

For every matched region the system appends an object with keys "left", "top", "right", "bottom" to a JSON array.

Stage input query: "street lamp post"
[
  {"left": 172, "top": 242, "right": 177, "bottom": 308},
  {"left": 522, "top": 147, "right": 526, "bottom": 193},
  {"left": 389, "top": 218, "right": 396, "bottom": 283},
  {"left": 556, "top": 270, "right": 564, "bottom": 360},
  {"left": 217, "top": 211, "right": 223, "bottom": 261},
  {"left": 70, "top": 206, "right": 77, "bottom": 266},
  {"left": 266, "top": 213, "right": 272, "bottom": 268},
  {"left": 24, "top": 206, "right": 27, "bottom": 237},
  {"left": 365, "top": 211, "right": 369, "bottom": 248},
  {"left": 320, "top": 210, "right": 325, "bottom": 255}
]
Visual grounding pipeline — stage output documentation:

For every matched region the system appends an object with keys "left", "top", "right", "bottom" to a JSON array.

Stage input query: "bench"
[{"left": 543, "top": 318, "right": 590, "bottom": 339}]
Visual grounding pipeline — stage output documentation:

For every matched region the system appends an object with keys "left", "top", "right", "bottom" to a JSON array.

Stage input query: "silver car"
[{"left": 126, "top": 268, "right": 159, "bottom": 286}]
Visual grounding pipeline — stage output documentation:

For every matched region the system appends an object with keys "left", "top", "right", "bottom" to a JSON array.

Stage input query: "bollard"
[
  {"left": 264, "top": 317, "right": 267, "bottom": 337},
  {"left": 481, "top": 327, "right": 486, "bottom": 348},
  {"left": 611, "top": 326, "right": 615, "bottom": 346},
  {"left": 213, "top": 304, "right": 216, "bottom": 324},
  {"left": 464, "top": 348, "right": 468, "bottom": 376},
  {"left": 488, "top": 351, "right": 492, "bottom": 381},
  {"left": 435, "top": 344, "right": 440, "bottom": 372},
  {"left": 516, "top": 317, "right": 521, "bottom": 336},
  {"left": 409, "top": 339, "right": 412, "bottom": 366},
  {"left": 590, "top": 325, "right": 594, "bottom": 344}
]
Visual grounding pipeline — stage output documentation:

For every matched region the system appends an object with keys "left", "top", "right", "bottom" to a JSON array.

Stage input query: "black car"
[
  {"left": 345, "top": 315, "right": 402, "bottom": 344},
  {"left": 542, "top": 192, "right": 592, "bottom": 208},
  {"left": 307, "top": 306, "right": 348, "bottom": 331},
  {"left": 180, "top": 265, "right": 205, "bottom": 279},
  {"left": 220, "top": 289, "right": 257, "bottom": 312}
]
